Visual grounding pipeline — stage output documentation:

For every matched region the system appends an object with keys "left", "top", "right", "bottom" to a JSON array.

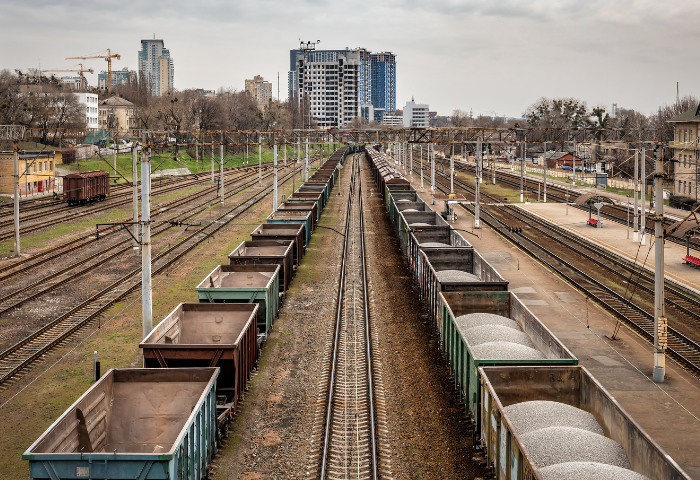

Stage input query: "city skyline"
[{"left": 0, "top": 1, "right": 697, "bottom": 117}]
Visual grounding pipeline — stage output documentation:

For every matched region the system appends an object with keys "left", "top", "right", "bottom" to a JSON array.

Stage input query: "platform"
[{"left": 406, "top": 182, "right": 700, "bottom": 479}]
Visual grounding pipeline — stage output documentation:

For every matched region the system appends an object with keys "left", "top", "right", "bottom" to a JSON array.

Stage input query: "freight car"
[
  {"left": 63, "top": 170, "right": 110, "bottom": 206},
  {"left": 140, "top": 303, "right": 258, "bottom": 437},
  {"left": 23, "top": 368, "right": 219, "bottom": 480},
  {"left": 480, "top": 365, "right": 691, "bottom": 480}
]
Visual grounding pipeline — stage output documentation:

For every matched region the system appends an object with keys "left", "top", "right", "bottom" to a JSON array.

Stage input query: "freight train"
[
  {"left": 364, "top": 144, "right": 690, "bottom": 480},
  {"left": 22, "top": 147, "right": 355, "bottom": 480},
  {"left": 23, "top": 145, "right": 690, "bottom": 480}
]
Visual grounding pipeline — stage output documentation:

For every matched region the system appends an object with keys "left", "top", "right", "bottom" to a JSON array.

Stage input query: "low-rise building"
[
  {"left": 668, "top": 104, "right": 700, "bottom": 199},
  {"left": 382, "top": 112, "right": 403, "bottom": 127},
  {"left": 98, "top": 96, "right": 137, "bottom": 134},
  {"left": 403, "top": 98, "right": 429, "bottom": 127},
  {"left": 0, "top": 151, "right": 58, "bottom": 195},
  {"left": 75, "top": 93, "right": 99, "bottom": 129}
]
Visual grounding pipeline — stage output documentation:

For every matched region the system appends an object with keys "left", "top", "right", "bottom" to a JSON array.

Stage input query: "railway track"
[
  {"left": 314, "top": 154, "right": 389, "bottom": 480},
  {"left": 0, "top": 169, "right": 265, "bottom": 316},
  {"left": 0, "top": 162, "right": 310, "bottom": 389},
  {"left": 0, "top": 165, "right": 271, "bottom": 241},
  {"left": 421, "top": 164, "right": 700, "bottom": 376}
]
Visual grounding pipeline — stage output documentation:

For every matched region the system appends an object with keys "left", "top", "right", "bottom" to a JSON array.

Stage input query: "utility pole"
[
  {"left": 284, "top": 141, "right": 287, "bottom": 168},
  {"left": 450, "top": 143, "right": 454, "bottom": 193},
  {"left": 273, "top": 144, "right": 278, "bottom": 212},
  {"left": 475, "top": 138, "right": 481, "bottom": 228},
  {"left": 543, "top": 141, "right": 548, "bottom": 202},
  {"left": 492, "top": 144, "right": 496, "bottom": 184},
  {"left": 305, "top": 137, "right": 309, "bottom": 181},
  {"left": 633, "top": 149, "right": 639, "bottom": 242},
  {"left": 220, "top": 132, "right": 225, "bottom": 205},
  {"left": 520, "top": 142, "right": 524, "bottom": 202},
  {"left": 653, "top": 145, "right": 667, "bottom": 383},
  {"left": 132, "top": 146, "right": 139, "bottom": 253},
  {"left": 246, "top": 144, "right": 248, "bottom": 166},
  {"left": 409, "top": 144, "right": 413, "bottom": 181},
  {"left": 211, "top": 142, "right": 214, "bottom": 184},
  {"left": 420, "top": 144, "right": 424, "bottom": 193},
  {"left": 431, "top": 143, "right": 435, "bottom": 193},
  {"left": 141, "top": 134, "right": 152, "bottom": 345},
  {"left": 113, "top": 133, "right": 117, "bottom": 184},
  {"left": 13, "top": 141, "right": 20, "bottom": 257},
  {"left": 258, "top": 133, "right": 262, "bottom": 186},
  {"left": 195, "top": 141, "right": 199, "bottom": 170},
  {"left": 572, "top": 138, "right": 577, "bottom": 186},
  {"left": 640, "top": 148, "right": 646, "bottom": 245}
]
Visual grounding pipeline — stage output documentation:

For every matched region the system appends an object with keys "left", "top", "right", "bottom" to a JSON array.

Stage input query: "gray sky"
[{"left": 1, "top": 0, "right": 696, "bottom": 118}]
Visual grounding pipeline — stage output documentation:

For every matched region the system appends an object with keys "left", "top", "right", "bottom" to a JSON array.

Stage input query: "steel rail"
[{"left": 0, "top": 162, "right": 312, "bottom": 386}]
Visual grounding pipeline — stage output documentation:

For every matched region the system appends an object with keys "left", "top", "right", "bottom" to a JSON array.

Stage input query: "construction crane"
[
  {"left": 41, "top": 63, "right": 94, "bottom": 90},
  {"left": 66, "top": 49, "right": 121, "bottom": 93}
]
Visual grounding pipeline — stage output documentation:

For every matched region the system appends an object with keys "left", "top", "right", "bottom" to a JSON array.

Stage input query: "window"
[
  {"left": 680, "top": 180, "right": 683, "bottom": 192},
  {"left": 49, "top": 161, "right": 53, "bottom": 170},
  {"left": 38, "top": 162, "right": 42, "bottom": 172},
  {"left": 32, "top": 163, "right": 36, "bottom": 173},
  {"left": 44, "top": 161, "right": 47, "bottom": 171},
  {"left": 691, "top": 183, "right": 694, "bottom": 196}
]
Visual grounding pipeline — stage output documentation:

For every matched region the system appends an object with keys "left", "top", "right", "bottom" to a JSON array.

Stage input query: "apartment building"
[
  {"left": 245, "top": 75, "right": 273, "bottom": 108},
  {"left": 669, "top": 104, "right": 700, "bottom": 199},
  {"left": 98, "top": 68, "right": 132, "bottom": 90},
  {"left": 289, "top": 46, "right": 396, "bottom": 127},
  {"left": 138, "top": 39, "right": 174, "bottom": 96},
  {"left": 74, "top": 93, "right": 99, "bottom": 129}
]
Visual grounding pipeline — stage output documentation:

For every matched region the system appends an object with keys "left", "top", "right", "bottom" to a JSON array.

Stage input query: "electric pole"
[
  {"left": 653, "top": 145, "right": 667, "bottom": 383},
  {"left": 13, "top": 141, "right": 20, "bottom": 257},
  {"left": 543, "top": 141, "right": 547, "bottom": 203},
  {"left": 220, "top": 132, "right": 225, "bottom": 205},
  {"left": 634, "top": 149, "right": 639, "bottom": 242},
  {"left": 475, "top": 138, "right": 481, "bottom": 228},
  {"left": 641, "top": 148, "right": 646, "bottom": 245},
  {"left": 141, "top": 134, "right": 152, "bottom": 344},
  {"left": 132, "top": 145, "right": 139, "bottom": 253}
]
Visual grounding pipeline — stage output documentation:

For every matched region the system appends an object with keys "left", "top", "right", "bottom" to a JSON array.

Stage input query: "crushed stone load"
[
  {"left": 419, "top": 242, "right": 449, "bottom": 247},
  {"left": 455, "top": 313, "right": 520, "bottom": 331},
  {"left": 403, "top": 208, "right": 419, "bottom": 212},
  {"left": 470, "top": 341, "right": 545, "bottom": 360},
  {"left": 504, "top": 400, "right": 604, "bottom": 436},
  {"left": 463, "top": 324, "right": 536, "bottom": 349},
  {"left": 539, "top": 462, "right": 649, "bottom": 480},
  {"left": 520, "top": 426, "right": 632, "bottom": 469},
  {"left": 410, "top": 223, "right": 434, "bottom": 227},
  {"left": 435, "top": 270, "right": 480, "bottom": 282},
  {"left": 396, "top": 199, "right": 412, "bottom": 202}
]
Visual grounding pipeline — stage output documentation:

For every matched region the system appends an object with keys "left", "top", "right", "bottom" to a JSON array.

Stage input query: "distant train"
[{"left": 63, "top": 170, "right": 110, "bottom": 206}]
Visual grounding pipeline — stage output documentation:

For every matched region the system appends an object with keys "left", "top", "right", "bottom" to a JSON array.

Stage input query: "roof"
[
  {"left": 100, "top": 96, "right": 134, "bottom": 107},
  {"left": 668, "top": 103, "right": 700, "bottom": 123}
]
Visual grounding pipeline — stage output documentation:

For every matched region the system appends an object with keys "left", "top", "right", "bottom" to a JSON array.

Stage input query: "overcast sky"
[{"left": 1, "top": 0, "right": 697, "bottom": 118}]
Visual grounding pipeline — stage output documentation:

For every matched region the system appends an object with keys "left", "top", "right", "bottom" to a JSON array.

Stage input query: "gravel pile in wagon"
[
  {"left": 419, "top": 242, "right": 449, "bottom": 247},
  {"left": 539, "top": 462, "right": 649, "bottom": 480},
  {"left": 435, "top": 270, "right": 480, "bottom": 282},
  {"left": 520, "top": 426, "right": 632, "bottom": 469},
  {"left": 470, "top": 341, "right": 545, "bottom": 360},
  {"left": 463, "top": 324, "right": 536, "bottom": 348},
  {"left": 456, "top": 313, "right": 520, "bottom": 331},
  {"left": 504, "top": 400, "right": 603, "bottom": 435}
]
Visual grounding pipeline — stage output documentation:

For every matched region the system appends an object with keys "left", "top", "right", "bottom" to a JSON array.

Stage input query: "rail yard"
[{"left": 0, "top": 135, "right": 699, "bottom": 480}]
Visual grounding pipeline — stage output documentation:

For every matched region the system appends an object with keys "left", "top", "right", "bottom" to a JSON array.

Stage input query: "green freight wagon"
[
  {"left": 196, "top": 264, "right": 280, "bottom": 339},
  {"left": 439, "top": 291, "right": 578, "bottom": 439}
]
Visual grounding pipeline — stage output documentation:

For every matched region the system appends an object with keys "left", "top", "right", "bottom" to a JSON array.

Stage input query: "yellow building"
[
  {"left": 245, "top": 75, "right": 272, "bottom": 108},
  {"left": 0, "top": 151, "right": 58, "bottom": 195},
  {"left": 98, "top": 96, "right": 138, "bottom": 135}
]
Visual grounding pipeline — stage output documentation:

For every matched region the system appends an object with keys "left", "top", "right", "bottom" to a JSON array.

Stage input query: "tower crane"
[
  {"left": 66, "top": 49, "right": 121, "bottom": 93},
  {"left": 41, "top": 63, "right": 94, "bottom": 90}
]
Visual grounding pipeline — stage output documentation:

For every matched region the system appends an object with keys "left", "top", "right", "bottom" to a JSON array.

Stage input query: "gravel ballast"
[
  {"left": 470, "top": 341, "right": 545, "bottom": 360},
  {"left": 539, "top": 462, "right": 650, "bottom": 480},
  {"left": 504, "top": 400, "right": 604, "bottom": 435},
  {"left": 435, "top": 270, "right": 480, "bottom": 282},
  {"left": 455, "top": 313, "right": 520, "bottom": 331},
  {"left": 463, "top": 324, "right": 536, "bottom": 348},
  {"left": 520, "top": 426, "right": 632, "bottom": 469}
]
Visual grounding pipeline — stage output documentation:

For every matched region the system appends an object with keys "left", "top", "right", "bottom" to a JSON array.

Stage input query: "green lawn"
[{"left": 60, "top": 145, "right": 326, "bottom": 184}]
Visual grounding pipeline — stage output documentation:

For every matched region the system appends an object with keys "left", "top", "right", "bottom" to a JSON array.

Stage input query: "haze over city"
[{"left": 2, "top": 0, "right": 697, "bottom": 116}]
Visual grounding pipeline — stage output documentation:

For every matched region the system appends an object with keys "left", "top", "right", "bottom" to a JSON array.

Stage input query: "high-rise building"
[
  {"left": 289, "top": 46, "right": 396, "bottom": 127},
  {"left": 98, "top": 68, "right": 132, "bottom": 90},
  {"left": 138, "top": 39, "right": 174, "bottom": 96},
  {"left": 245, "top": 75, "right": 273, "bottom": 108},
  {"left": 370, "top": 52, "right": 396, "bottom": 121}
]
